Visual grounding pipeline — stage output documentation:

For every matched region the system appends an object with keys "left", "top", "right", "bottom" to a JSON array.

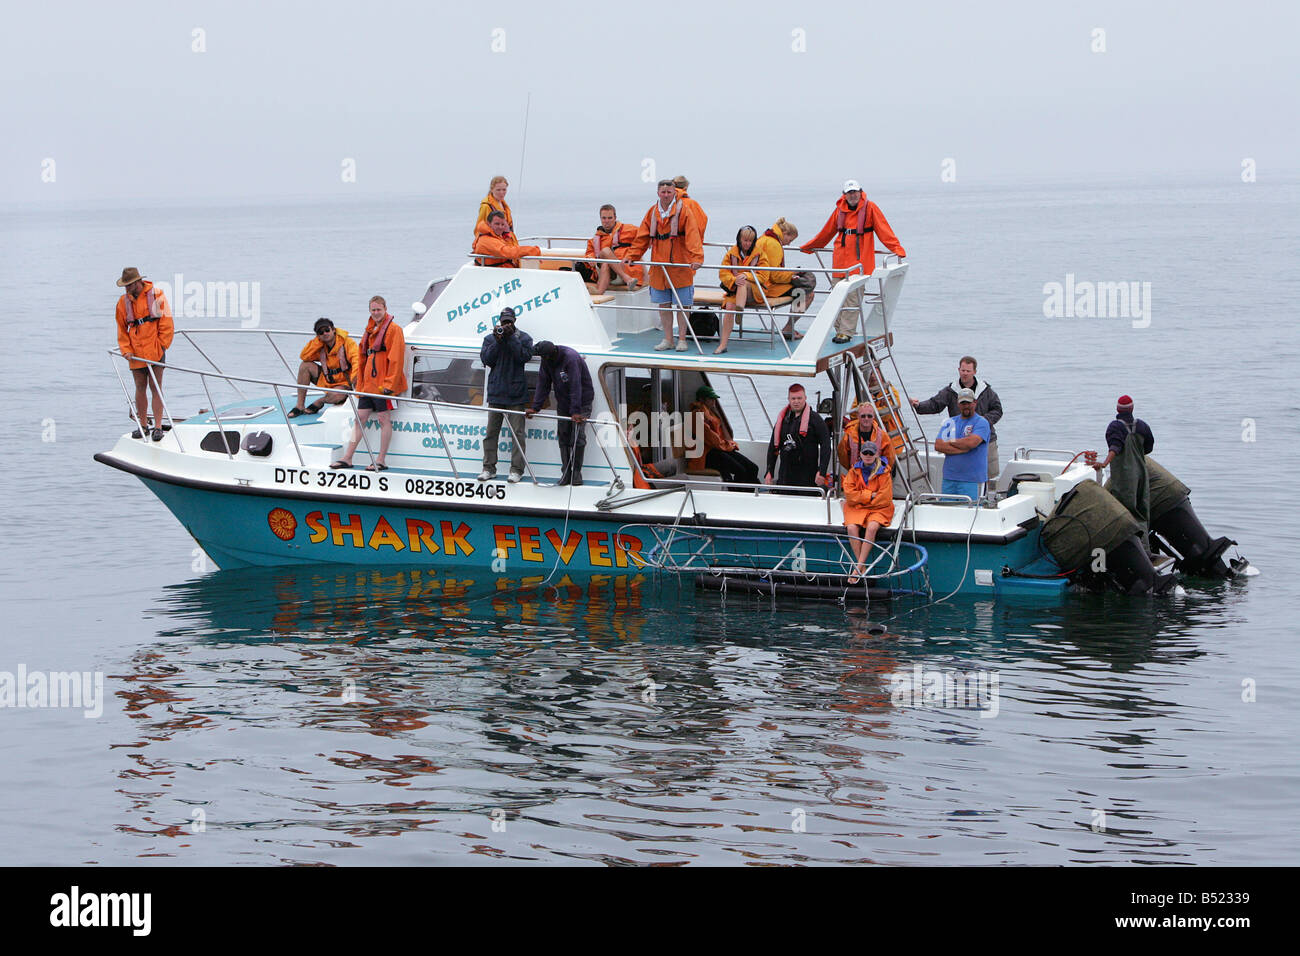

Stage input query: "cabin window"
[{"left": 410, "top": 352, "right": 484, "bottom": 405}]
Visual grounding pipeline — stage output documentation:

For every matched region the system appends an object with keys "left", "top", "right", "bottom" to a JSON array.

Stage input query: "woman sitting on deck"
[
  {"left": 754, "top": 219, "right": 813, "bottom": 341},
  {"left": 841, "top": 440, "right": 894, "bottom": 583},
  {"left": 717, "top": 226, "right": 760, "bottom": 354}
]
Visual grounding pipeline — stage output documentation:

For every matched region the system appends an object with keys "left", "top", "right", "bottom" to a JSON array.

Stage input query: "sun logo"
[{"left": 267, "top": 508, "right": 297, "bottom": 541}]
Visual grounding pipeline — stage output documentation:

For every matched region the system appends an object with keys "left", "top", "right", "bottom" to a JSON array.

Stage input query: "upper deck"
[{"left": 404, "top": 240, "right": 908, "bottom": 375}]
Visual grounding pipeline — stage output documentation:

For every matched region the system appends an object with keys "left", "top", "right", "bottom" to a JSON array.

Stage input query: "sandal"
[
  {"left": 713, "top": 346, "right": 728, "bottom": 354},
  {"left": 287, "top": 407, "right": 306, "bottom": 418},
  {"left": 329, "top": 460, "right": 352, "bottom": 469},
  {"left": 365, "top": 462, "right": 388, "bottom": 471},
  {"left": 305, "top": 400, "right": 325, "bottom": 414}
]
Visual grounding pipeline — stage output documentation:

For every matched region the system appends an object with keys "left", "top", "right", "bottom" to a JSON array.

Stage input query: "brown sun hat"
[{"left": 116, "top": 267, "right": 145, "bottom": 287}]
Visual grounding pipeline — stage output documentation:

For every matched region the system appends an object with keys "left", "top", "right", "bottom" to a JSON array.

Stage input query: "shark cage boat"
[{"left": 96, "top": 235, "right": 1252, "bottom": 603}]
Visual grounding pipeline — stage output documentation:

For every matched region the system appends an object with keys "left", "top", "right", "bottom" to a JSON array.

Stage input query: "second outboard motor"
[{"left": 1142, "top": 457, "right": 1242, "bottom": 578}]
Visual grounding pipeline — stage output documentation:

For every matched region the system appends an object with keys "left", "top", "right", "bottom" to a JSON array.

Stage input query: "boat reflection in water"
[{"left": 107, "top": 566, "right": 1238, "bottom": 863}]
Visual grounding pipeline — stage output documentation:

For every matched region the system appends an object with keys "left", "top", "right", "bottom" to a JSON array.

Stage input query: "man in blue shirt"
[{"left": 933, "top": 388, "right": 991, "bottom": 501}]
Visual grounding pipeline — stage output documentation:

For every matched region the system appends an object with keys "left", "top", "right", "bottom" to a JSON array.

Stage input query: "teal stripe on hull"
[
  {"left": 143, "top": 478, "right": 654, "bottom": 574},
  {"left": 142, "top": 477, "right": 1044, "bottom": 596}
]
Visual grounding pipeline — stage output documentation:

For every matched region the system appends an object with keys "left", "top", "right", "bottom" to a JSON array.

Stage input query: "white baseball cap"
[{"left": 842, "top": 179, "right": 862, "bottom": 193}]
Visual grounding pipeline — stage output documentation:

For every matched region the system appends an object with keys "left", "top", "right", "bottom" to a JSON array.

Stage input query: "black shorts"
[{"left": 357, "top": 395, "right": 393, "bottom": 412}]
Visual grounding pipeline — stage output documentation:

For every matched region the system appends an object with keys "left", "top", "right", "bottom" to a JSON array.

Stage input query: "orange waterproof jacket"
[
  {"left": 719, "top": 245, "right": 760, "bottom": 295},
  {"left": 585, "top": 223, "right": 645, "bottom": 283},
  {"left": 629, "top": 443, "right": 666, "bottom": 489},
  {"left": 754, "top": 225, "right": 793, "bottom": 299},
  {"left": 475, "top": 195, "right": 514, "bottom": 235},
  {"left": 686, "top": 400, "right": 738, "bottom": 471},
  {"left": 357, "top": 314, "right": 407, "bottom": 396},
  {"left": 300, "top": 328, "right": 359, "bottom": 388},
  {"left": 841, "top": 460, "right": 895, "bottom": 524},
  {"left": 116, "top": 281, "right": 174, "bottom": 370},
  {"left": 624, "top": 199, "right": 704, "bottom": 291},
  {"left": 837, "top": 417, "right": 895, "bottom": 470},
  {"left": 676, "top": 188, "right": 708, "bottom": 239},
  {"left": 800, "top": 194, "right": 906, "bottom": 280},
  {"left": 473, "top": 221, "right": 541, "bottom": 267}
]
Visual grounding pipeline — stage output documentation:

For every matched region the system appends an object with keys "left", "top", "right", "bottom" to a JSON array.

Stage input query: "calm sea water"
[{"left": 2, "top": 179, "right": 1297, "bottom": 865}]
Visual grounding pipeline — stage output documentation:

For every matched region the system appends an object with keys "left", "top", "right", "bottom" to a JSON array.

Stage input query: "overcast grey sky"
[{"left": 3, "top": 0, "right": 1297, "bottom": 203}]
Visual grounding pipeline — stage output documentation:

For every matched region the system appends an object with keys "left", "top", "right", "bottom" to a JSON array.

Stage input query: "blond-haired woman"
[
  {"left": 755, "top": 218, "right": 813, "bottom": 340},
  {"left": 475, "top": 176, "right": 514, "bottom": 235}
]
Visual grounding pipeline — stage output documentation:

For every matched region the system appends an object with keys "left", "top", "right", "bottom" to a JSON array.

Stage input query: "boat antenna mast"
[{"left": 517, "top": 92, "right": 531, "bottom": 197}]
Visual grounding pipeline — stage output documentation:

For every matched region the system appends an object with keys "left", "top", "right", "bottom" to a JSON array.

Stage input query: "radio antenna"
[{"left": 517, "top": 92, "right": 531, "bottom": 196}]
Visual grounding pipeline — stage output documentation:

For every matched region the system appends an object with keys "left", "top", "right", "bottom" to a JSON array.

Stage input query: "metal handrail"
[
  {"left": 517, "top": 234, "right": 899, "bottom": 261},
  {"left": 106, "top": 349, "right": 627, "bottom": 485},
  {"left": 1014, "top": 447, "right": 1083, "bottom": 461}
]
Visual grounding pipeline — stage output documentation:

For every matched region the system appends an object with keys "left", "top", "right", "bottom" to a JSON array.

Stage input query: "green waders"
[{"left": 1109, "top": 420, "right": 1151, "bottom": 539}]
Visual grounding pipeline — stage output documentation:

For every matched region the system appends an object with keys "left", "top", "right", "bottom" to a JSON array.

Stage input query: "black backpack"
[{"left": 689, "top": 311, "right": 719, "bottom": 337}]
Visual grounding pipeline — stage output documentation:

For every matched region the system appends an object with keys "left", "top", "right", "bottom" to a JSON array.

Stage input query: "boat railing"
[
  {"left": 106, "top": 345, "right": 634, "bottom": 485},
  {"left": 1013, "top": 447, "right": 1081, "bottom": 462},
  {"left": 472, "top": 242, "right": 901, "bottom": 357},
  {"left": 108, "top": 338, "right": 839, "bottom": 512},
  {"left": 616, "top": 520, "right": 929, "bottom": 586},
  {"left": 522, "top": 234, "right": 900, "bottom": 266}
]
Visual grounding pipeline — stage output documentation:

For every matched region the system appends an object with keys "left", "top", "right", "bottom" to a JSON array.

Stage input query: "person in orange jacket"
[
  {"left": 475, "top": 175, "right": 514, "bottom": 236},
  {"left": 837, "top": 401, "right": 895, "bottom": 472},
  {"left": 800, "top": 180, "right": 906, "bottom": 344},
  {"left": 686, "top": 386, "right": 760, "bottom": 485},
  {"left": 716, "top": 226, "right": 760, "bottom": 354},
  {"left": 672, "top": 175, "right": 708, "bottom": 240},
  {"left": 754, "top": 219, "right": 812, "bottom": 340},
  {"left": 289, "top": 317, "right": 360, "bottom": 417},
  {"left": 114, "top": 266, "right": 175, "bottom": 441},
  {"left": 841, "top": 440, "right": 895, "bottom": 583},
  {"left": 583, "top": 204, "right": 645, "bottom": 292},
  {"left": 473, "top": 211, "right": 541, "bottom": 267},
  {"left": 332, "top": 296, "right": 407, "bottom": 471},
  {"left": 623, "top": 179, "right": 704, "bottom": 352}
]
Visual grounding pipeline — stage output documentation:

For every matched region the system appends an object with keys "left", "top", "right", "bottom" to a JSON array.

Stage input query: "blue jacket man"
[
  {"left": 529, "top": 340, "right": 595, "bottom": 486},
  {"left": 477, "top": 307, "right": 534, "bottom": 482}
]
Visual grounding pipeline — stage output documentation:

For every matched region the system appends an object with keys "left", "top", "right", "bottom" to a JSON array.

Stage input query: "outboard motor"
[
  {"left": 1041, "top": 480, "right": 1178, "bottom": 595},
  {"left": 1109, "top": 457, "right": 1247, "bottom": 578},
  {"left": 1147, "top": 458, "right": 1246, "bottom": 577}
]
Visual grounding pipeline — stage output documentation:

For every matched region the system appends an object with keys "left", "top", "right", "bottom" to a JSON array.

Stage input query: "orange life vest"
[{"left": 835, "top": 201, "right": 872, "bottom": 259}]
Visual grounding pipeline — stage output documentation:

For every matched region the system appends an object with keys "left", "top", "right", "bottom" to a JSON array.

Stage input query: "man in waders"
[{"left": 1087, "top": 395, "right": 1155, "bottom": 536}]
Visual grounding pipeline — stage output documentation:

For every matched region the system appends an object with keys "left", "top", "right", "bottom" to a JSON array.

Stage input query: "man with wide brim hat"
[{"left": 114, "top": 266, "right": 174, "bottom": 441}]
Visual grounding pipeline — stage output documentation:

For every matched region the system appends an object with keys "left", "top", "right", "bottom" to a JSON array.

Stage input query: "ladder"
[{"left": 859, "top": 330, "right": 935, "bottom": 495}]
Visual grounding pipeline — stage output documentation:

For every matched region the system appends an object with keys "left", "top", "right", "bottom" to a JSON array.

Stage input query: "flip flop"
[
  {"left": 366, "top": 462, "right": 388, "bottom": 471},
  {"left": 287, "top": 407, "right": 306, "bottom": 418},
  {"left": 329, "top": 460, "right": 352, "bottom": 469},
  {"left": 305, "top": 400, "right": 325, "bottom": 414}
]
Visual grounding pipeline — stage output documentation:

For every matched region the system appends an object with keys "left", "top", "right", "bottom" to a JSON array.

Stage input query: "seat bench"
[{"left": 692, "top": 288, "right": 793, "bottom": 310}]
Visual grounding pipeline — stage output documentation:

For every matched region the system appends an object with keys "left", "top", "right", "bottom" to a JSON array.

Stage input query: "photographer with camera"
[
  {"left": 478, "top": 307, "right": 534, "bottom": 483},
  {"left": 764, "top": 383, "right": 831, "bottom": 495}
]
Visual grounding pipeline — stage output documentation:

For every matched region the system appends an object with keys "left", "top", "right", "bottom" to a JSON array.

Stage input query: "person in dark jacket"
[
  {"left": 911, "top": 355, "right": 1004, "bottom": 480},
  {"left": 478, "top": 307, "right": 534, "bottom": 482},
  {"left": 528, "top": 340, "right": 595, "bottom": 486},
  {"left": 764, "top": 383, "right": 832, "bottom": 493},
  {"left": 1086, "top": 394, "right": 1155, "bottom": 534}
]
